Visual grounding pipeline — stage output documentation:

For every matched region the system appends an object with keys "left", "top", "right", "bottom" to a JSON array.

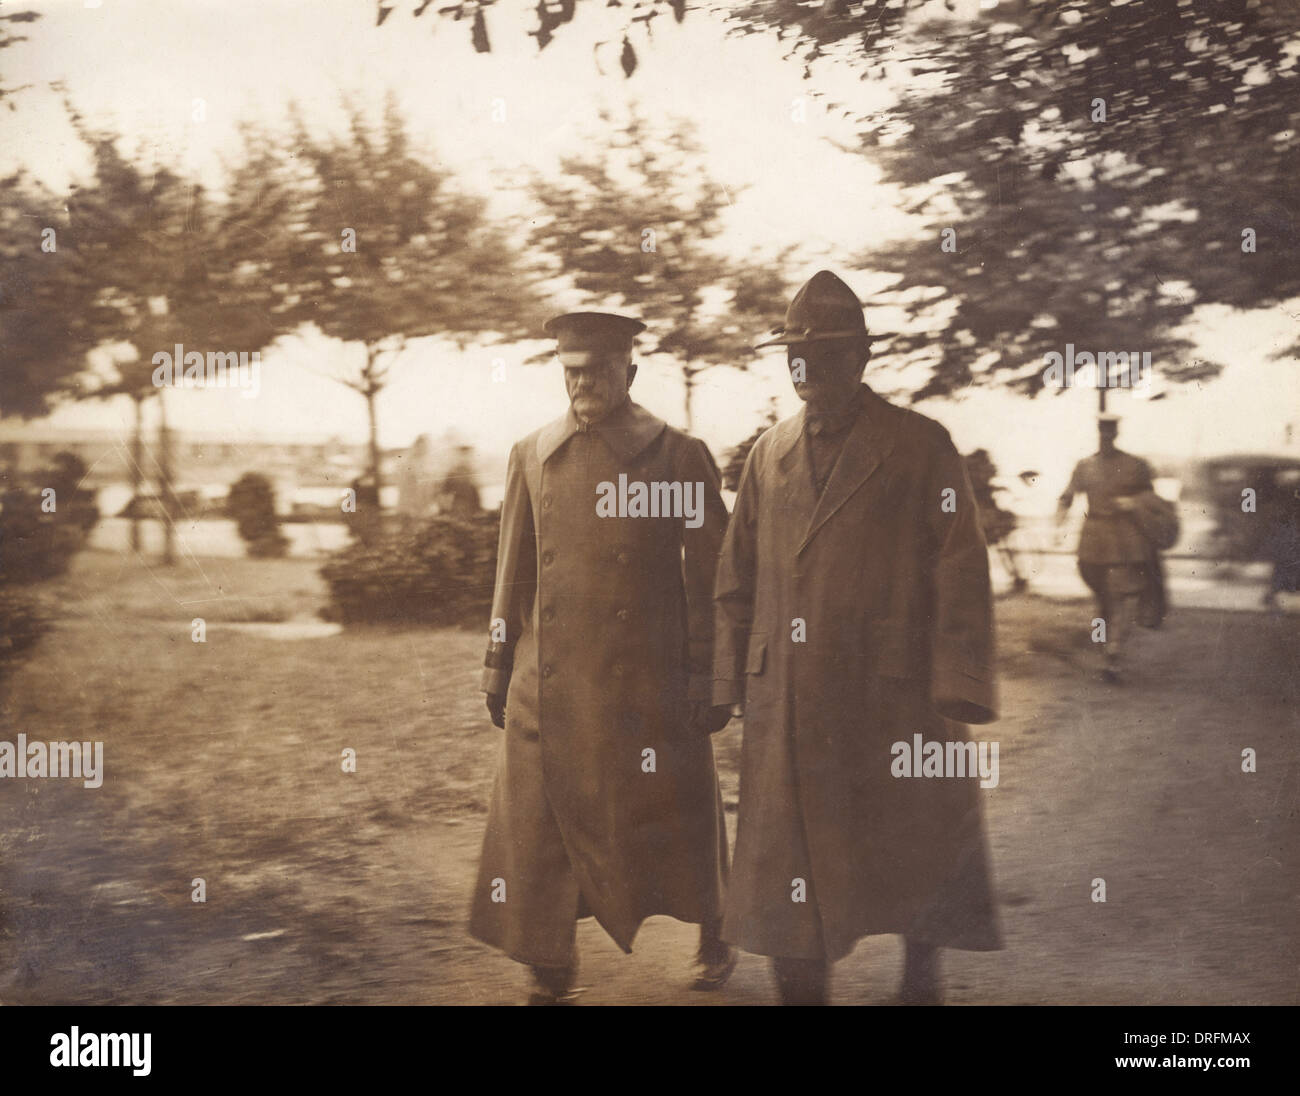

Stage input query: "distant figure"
[
  {"left": 1260, "top": 469, "right": 1300, "bottom": 609},
  {"left": 437, "top": 444, "right": 481, "bottom": 517},
  {"left": 348, "top": 474, "right": 382, "bottom": 544},
  {"left": 1057, "top": 414, "right": 1155, "bottom": 683},
  {"left": 396, "top": 434, "right": 438, "bottom": 520}
]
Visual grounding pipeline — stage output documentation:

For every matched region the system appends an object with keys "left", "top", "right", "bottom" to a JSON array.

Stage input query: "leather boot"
[{"left": 772, "top": 956, "right": 828, "bottom": 1006}]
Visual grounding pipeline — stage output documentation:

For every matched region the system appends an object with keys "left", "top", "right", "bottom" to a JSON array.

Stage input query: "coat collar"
[
  {"left": 536, "top": 398, "right": 667, "bottom": 466},
  {"left": 773, "top": 384, "right": 899, "bottom": 555}
]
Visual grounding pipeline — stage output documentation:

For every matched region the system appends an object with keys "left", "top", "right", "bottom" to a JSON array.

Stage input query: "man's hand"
[
  {"left": 486, "top": 692, "right": 506, "bottom": 729},
  {"left": 690, "top": 701, "right": 733, "bottom": 735}
]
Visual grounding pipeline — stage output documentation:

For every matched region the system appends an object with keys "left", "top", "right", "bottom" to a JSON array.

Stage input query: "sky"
[{"left": 3, "top": 0, "right": 1297, "bottom": 511}]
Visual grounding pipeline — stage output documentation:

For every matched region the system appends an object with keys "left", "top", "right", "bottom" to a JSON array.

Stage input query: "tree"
[
  {"left": 529, "top": 111, "right": 791, "bottom": 430},
  {"left": 0, "top": 171, "right": 92, "bottom": 419},
  {"left": 721, "top": 396, "right": 779, "bottom": 491},
  {"left": 724, "top": 0, "right": 1300, "bottom": 401},
  {"left": 0, "top": 7, "right": 41, "bottom": 106},
  {"left": 380, "top": 0, "right": 689, "bottom": 75},
  {"left": 231, "top": 96, "right": 546, "bottom": 495},
  {"left": 6, "top": 105, "right": 293, "bottom": 560},
  {"left": 63, "top": 113, "right": 262, "bottom": 561}
]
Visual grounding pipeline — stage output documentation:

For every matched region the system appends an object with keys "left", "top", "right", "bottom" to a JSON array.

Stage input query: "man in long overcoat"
[
  {"left": 469, "top": 311, "right": 735, "bottom": 1003},
  {"left": 714, "top": 271, "right": 1003, "bottom": 1005}
]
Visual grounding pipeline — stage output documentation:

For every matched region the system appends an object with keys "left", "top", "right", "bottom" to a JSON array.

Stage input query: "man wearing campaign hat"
[
  {"left": 1057, "top": 414, "right": 1158, "bottom": 683},
  {"left": 469, "top": 311, "right": 736, "bottom": 1003},
  {"left": 714, "top": 270, "right": 1003, "bottom": 1005}
]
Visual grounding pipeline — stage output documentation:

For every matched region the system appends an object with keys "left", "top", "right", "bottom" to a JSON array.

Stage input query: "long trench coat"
[
  {"left": 469, "top": 399, "right": 730, "bottom": 966},
  {"left": 713, "top": 384, "right": 1003, "bottom": 961}
]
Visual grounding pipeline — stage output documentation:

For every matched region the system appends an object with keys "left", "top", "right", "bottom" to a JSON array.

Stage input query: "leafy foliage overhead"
[
  {"left": 228, "top": 96, "right": 544, "bottom": 356},
  {"left": 378, "top": 0, "right": 688, "bottom": 76},
  {"left": 732, "top": 0, "right": 1300, "bottom": 399},
  {"left": 528, "top": 111, "right": 791, "bottom": 424}
]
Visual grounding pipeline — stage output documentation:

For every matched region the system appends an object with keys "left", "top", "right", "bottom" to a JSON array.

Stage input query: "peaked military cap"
[
  {"left": 755, "top": 269, "right": 888, "bottom": 349},
  {"left": 544, "top": 311, "right": 646, "bottom": 366}
]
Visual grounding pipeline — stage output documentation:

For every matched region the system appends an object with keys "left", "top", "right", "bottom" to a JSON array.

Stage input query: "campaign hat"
[{"left": 755, "top": 270, "right": 888, "bottom": 349}]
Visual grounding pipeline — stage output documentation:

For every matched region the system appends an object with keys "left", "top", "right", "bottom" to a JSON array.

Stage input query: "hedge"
[{"left": 320, "top": 510, "right": 499, "bottom": 627}]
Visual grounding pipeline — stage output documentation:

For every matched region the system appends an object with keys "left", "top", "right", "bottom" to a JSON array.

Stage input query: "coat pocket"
[{"left": 745, "top": 634, "right": 767, "bottom": 675}]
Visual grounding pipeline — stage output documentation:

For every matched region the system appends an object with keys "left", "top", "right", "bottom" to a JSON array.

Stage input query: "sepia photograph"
[{"left": 0, "top": 0, "right": 1296, "bottom": 1070}]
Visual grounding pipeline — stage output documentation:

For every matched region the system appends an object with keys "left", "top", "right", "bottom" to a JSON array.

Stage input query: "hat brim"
[{"left": 753, "top": 329, "right": 892, "bottom": 350}]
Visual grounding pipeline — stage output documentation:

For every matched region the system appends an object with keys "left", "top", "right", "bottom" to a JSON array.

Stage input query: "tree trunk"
[
  {"left": 130, "top": 395, "right": 143, "bottom": 553},
  {"left": 683, "top": 368, "right": 695, "bottom": 434},
  {"left": 366, "top": 346, "right": 382, "bottom": 495},
  {"left": 157, "top": 388, "right": 175, "bottom": 565}
]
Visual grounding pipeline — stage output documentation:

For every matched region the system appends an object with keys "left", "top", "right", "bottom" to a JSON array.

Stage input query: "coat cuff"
[
  {"left": 481, "top": 667, "right": 510, "bottom": 697},
  {"left": 688, "top": 673, "right": 713, "bottom": 702},
  {"left": 711, "top": 678, "right": 743, "bottom": 708},
  {"left": 931, "top": 660, "right": 996, "bottom": 725}
]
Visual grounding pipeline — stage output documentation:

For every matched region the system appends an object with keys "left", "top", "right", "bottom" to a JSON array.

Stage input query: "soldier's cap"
[
  {"left": 544, "top": 311, "right": 646, "bottom": 367},
  {"left": 755, "top": 269, "right": 891, "bottom": 350}
]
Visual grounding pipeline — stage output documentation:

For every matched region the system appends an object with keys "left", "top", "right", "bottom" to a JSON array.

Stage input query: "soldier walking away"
[
  {"left": 714, "top": 271, "right": 1003, "bottom": 1006},
  {"left": 469, "top": 311, "right": 736, "bottom": 1004},
  {"left": 1057, "top": 414, "right": 1158, "bottom": 684}
]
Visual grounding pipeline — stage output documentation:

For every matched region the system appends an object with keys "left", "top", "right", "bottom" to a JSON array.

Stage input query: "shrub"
[
  {"left": 0, "top": 454, "right": 100, "bottom": 584},
  {"left": 320, "top": 510, "right": 499, "bottom": 627},
  {"left": 226, "top": 472, "right": 289, "bottom": 558},
  {"left": 0, "top": 587, "right": 50, "bottom": 685},
  {"left": 43, "top": 451, "right": 101, "bottom": 536},
  {"left": 0, "top": 452, "right": 100, "bottom": 685}
]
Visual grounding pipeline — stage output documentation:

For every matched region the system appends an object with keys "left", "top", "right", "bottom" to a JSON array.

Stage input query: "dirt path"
[{"left": 1, "top": 573, "right": 1295, "bottom": 1004}]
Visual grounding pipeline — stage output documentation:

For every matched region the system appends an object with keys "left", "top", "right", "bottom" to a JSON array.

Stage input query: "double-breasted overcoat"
[
  {"left": 713, "top": 384, "right": 1003, "bottom": 961},
  {"left": 470, "top": 398, "right": 730, "bottom": 966}
]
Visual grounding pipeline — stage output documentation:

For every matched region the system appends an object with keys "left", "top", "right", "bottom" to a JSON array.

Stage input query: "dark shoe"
[
  {"left": 526, "top": 962, "right": 583, "bottom": 1005},
  {"left": 893, "top": 979, "right": 944, "bottom": 1006},
  {"left": 691, "top": 945, "right": 737, "bottom": 991},
  {"left": 526, "top": 987, "right": 584, "bottom": 1005}
]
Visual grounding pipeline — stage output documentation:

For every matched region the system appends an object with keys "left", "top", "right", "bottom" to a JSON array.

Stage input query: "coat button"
[
  {"left": 542, "top": 494, "right": 553, "bottom": 510},
  {"left": 542, "top": 549, "right": 555, "bottom": 566},
  {"left": 616, "top": 551, "right": 629, "bottom": 565},
  {"left": 541, "top": 606, "right": 555, "bottom": 623},
  {"left": 612, "top": 663, "right": 624, "bottom": 677},
  {"left": 616, "top": 609, "right": 630, "bottom": 622},
  {"left": 542, "top": 664, "right": 555, "bottom": 678}
]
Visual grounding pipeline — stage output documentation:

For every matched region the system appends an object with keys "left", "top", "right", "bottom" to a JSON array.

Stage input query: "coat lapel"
[
  {"left": 773, "top": 408, "right": 818, "bottom": 541},
  {"left": 536, "top": 408, "right": 578, "bottom": 466},
  {"left": 535, "top": 401, "right": 666, "bottom": 466},
  {"left": 798, "top": 387, "right": 896, "bottom": 555}
]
